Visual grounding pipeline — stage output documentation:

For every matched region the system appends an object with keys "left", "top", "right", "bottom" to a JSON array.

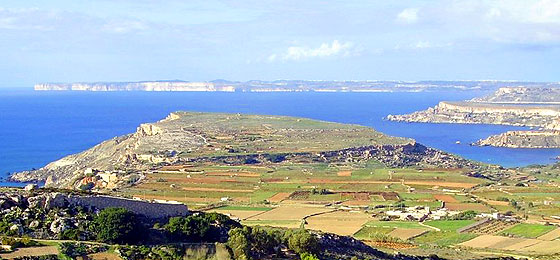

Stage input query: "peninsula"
[
  {"left": 387, "top": 87, "right": 560, "bottom": 148},
  {"left": 10, "top": 112, "right": 478, "bottom": 189}
]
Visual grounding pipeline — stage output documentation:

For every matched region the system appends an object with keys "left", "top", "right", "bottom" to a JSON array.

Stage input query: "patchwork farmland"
[{"left": 118, "top": 157, "right": 560, "bottom": 259}]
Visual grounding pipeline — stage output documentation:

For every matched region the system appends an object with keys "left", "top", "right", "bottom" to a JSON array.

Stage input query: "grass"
[
  {"left": 398, "top": 193, "right": 434, "bottom": 200},
  {"left": 250, "top": 191, "right": 277, "bottom": 202},
  {"left": 414, "top": 231, "right": 478, "bottom": 247},
  {"left": 423, "top": 220, "right": 476, "bottom": 232},
  {"left": 499, "top": 223, "right": 557, "bottom": 238},
  {"left": 218, "top": 205, "right": 272, "bottom": 211},
  {"left": 242, "top": 220, "right": 301, "bottom": 227},
  {"left": 353, "top": 226, "right": 394, "bottom": 239},
  {"left": 364, "top": 221, "right": 427, "bottom": 229}
]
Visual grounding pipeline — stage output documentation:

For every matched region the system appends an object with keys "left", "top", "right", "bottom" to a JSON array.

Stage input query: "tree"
[
  {"left": 93, "top": 207, "right": 139, "bottom": 244},
  {"left": 165, "top": 215, "right": 210, "bottom": 241},
  {"left": 165, "top": 212, "right": 240, "bottom": 242},
  {"left": 286, "top": 230, "right": 318, "bottom": 255},
  {"left": 227, "top": 227, "right": 251, "bottom": 260}
]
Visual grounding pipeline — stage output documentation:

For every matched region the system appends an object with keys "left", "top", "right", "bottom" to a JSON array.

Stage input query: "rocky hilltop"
[
  {"left": 10, "top": 112, "right": 479, "bottom": 189},
  {"left": 387, "top": 87, "right": 560, "bottom": 148}
]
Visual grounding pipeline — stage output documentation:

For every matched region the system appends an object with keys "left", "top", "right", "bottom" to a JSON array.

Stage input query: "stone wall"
[{"left": 48, "top": 193, "right": 189, "bottom": 219}]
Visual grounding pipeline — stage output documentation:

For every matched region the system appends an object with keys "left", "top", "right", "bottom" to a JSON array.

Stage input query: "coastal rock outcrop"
[
  {"left": 473, "top": 130, "right": 560, "bottom": 148},
  {"left": 387, "top": 101, "right": 560, "bottom": 127}
]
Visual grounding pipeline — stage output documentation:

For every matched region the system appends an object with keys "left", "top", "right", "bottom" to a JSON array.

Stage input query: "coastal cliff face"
[
  {"left": 35, "top": 82, "right": 236, "bottom": 92},
  {"left": 387, "top": 101, "right": 560, "bottom": 127},
  {"left": 34, "top": 80, "right": 551, "bottom": 93},
  {"left": 473, "top": 130, "right": 560, "bottom": 148},
  {"left": 10, "top": 112, "right": 478, "bottom": 189},
  {"left": 387, "top": 87, "right": 560, "bottom": 149}
]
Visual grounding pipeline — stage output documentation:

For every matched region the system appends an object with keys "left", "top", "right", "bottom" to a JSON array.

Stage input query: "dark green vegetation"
[
  {"left": 93, "top": 208, "right": 140, "bottom": 244},
  {"left": 227, "top": 226, "right": 318, "bottom": 260},
  {"left": 164, "top": 213, "right": 240, "bottom": 242}
]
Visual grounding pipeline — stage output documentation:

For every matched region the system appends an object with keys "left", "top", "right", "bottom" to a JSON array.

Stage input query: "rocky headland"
[
  {"left": 10, "top": 112, "right": 479, "bottom": 190},
  {"left": 474, "top": 130, "right": 560, "bottom": 148},
  {"left": 387, "top": 87, "right": 560, "bottom": 148}
]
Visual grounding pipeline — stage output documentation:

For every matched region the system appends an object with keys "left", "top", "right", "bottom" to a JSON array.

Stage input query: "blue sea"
[{"left": 1, "top": 88, "right": 559, "bottom": 185}]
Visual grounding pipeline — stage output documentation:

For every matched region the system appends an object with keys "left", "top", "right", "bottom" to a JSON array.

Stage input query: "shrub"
[
  {"left": 449, "top": 210, "right": 477, "bottom": 220},
  {"left": 165, "top": 212, "right": 239, "bottom": 242},
  {"left": 300, "top": 252, "right": 320, "bottom": 260},
  {"left": 93, "top": 207, "right": 139, "bottom": 244},
  {"left": 286, "top": 229, "right": 318, "bottom": 255}
]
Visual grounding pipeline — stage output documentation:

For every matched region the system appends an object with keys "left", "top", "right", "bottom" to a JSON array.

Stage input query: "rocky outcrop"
[
  {"left": 189, "top": 143, "right": 479, "bottom": 169},
  {"left": 10, "top": 113, "right": 206, "bottom": 188},
  {"left": 0, "top": 190, "right": 189, "bottom": 219},
  {"left": 473, "top": 130, "right": 560, "bottom": 148}
]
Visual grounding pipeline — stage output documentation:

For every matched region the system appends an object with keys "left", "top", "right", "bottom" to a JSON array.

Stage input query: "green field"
[
  {"left": 353, "top": 226, "right": 395, "bottom": 240},
  {"left": 363, "top": 221, "right": 427, "bottom": 229},
  {"left": 218, "top": 205, "right": 273, "bottom": 211},
  {"left": 499, "top": 223, "right": 557, "bottom": 238}
]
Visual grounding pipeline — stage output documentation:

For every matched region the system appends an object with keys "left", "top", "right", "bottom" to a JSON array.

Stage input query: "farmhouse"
[{"left": 385, "top": 206, "right": 430, "bottom": 221}]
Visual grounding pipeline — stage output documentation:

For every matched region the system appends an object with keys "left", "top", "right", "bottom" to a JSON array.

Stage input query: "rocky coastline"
[
  {"left": 473, "top": 130, "right": 560, "bottom": 148},
  {"left": 387, "top": 87, "right": 560, "bottom": 149}
]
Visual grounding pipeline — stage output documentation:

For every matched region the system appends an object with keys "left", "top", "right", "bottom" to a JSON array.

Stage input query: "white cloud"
[
  {"left": 396, "top": 8, "right": 419, "bottom": 24},
  {"left": 0, "top": 8, "right": 54, "bottom": 31},
  {"left": 268, "top": 40, "right": 359, "bottom": 62},
  {"left": 102, "top": 20, "right": 148, "bottom": 33},
  {"left": 394, "top": 41, "right": 452, "bottom": 51}
]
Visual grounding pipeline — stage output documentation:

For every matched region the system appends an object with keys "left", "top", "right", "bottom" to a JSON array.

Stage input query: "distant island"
[
  {"left": 388, "top": 87, "right": 560, "bottom": 148},
  {"left": 33, "top": 80, "right": 560, "bottom": 92}
]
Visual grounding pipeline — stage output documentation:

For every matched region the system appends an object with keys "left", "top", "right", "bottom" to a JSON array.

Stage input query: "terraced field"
[{"left": 459, "top": 220, "right": 518, "bottom": 235}]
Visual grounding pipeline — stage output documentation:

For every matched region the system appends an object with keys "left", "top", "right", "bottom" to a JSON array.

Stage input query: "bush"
[
  {"left": 286, "top": 229, "right": 318, "bottom": 255},
  {"left": 59, "top": 242, "right": 108, "bottom": 259},
  {"left": 300, "top": 252, "right": 320, "bottom": 260},
  {"left": 116, "top": 245, "right": 185, "bottom": 260},
  {"left": 449, "top": 210, "right": 477, "bottom": 220},
  {"left": 59, "top": 242, "right": 88, "bottom": 258},
  {"left": 164, "top": 212, "right": 240, "bottom": 242},
  {"left": 1, "top": 236, "right": 40, "bottom": 249},
  {"left": 93, "top": 207, "right": 139, "bottom": 244},
  {"left": 227, "top": 227, "right": 251, "bottom": 260}
]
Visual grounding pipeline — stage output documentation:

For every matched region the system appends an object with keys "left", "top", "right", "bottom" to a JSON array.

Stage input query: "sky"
[{"left": 1, "top": 0, "right": 560, "bottom": 87}]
